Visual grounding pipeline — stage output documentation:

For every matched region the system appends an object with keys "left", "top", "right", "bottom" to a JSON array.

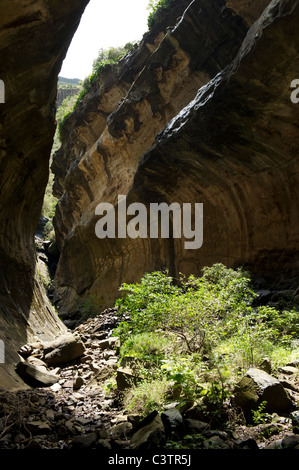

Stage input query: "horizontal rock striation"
[{"left": 0, "top": 0, "right": 89, "bottom": 389}]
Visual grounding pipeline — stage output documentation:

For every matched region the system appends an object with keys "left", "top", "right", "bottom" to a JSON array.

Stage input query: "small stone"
[
  {"left": 116, "top": 367, "right": 141, "bottom": 391},
  {"left": 291, "top": 411, "right": 299, "bottom": 426},
  {"left": 278, "top": 366, "right": 298, "bottom": 375},
  {"left": 46, "top": 409, "right": 55, "bottom": 420},
  {"left": 234, "top": 368, "right": 293, "bottom": 421},
  {"left": 265, "top": 440, "right": 282, "bottom": 449},
  {"left": 97, "top": 337, "right": 120, "bottom": 350},
  {"left": 259, "top": 358, "right": 272, "bottom": 374},
  {"left": 76, "top": 417, "right": 91, "bottom": 426},
  {"left": 73, "top": 376, "right": 84, "bottom": 390},
  {"left": 26, "top": 420, "right": 51, "bottom": 435},
  {"left": 43, "top": 333, "right": 85, "bottom": 365},
  {"left": 234, "top": 438, "right": 259, "bottom": 450},
  {"left": 16, "top": 361, "right": 58, "bottom": 387},
  {"left": 61, "top": 380, "right": 73, "bottom": 388},
  {"left": 50, "top": 383, "right": 61, "bottom": 392},
  {"left": 184, "top": 419, "right": 209, "bottom": 434}
]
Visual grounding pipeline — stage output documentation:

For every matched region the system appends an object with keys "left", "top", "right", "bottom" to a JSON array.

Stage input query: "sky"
[{"left": 60, "top": 0, "right": 151, "bottom": 80}]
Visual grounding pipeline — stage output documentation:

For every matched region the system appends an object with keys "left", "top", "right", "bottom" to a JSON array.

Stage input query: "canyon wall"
[
  {"left": 0, "top": 0, "right": 89, "bottom": 389},
  {"left": 52, "top": 0, "right": 299, "bottom": 316}
]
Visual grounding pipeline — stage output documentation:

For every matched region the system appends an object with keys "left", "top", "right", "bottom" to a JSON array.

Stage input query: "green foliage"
[
  {"left": 56, "top": 93, "right": 80, "bottom": 141},
  {"left": 160, "top": 357, "right": 203, "bottom": 403},
  {"left": 115, "top": 264, "right": 299, "bottom": 423},
  {"left": 252, "top": 401, "right": 271, "bottom": 425},
  {"left": 116, "top": 264, "right": 297, "bottom": 368},
  {"left": 123, "top": 377, "right": 170, "bottom": 416},
  {"left": 147, "top": 0, "right": 176, "bottom": 29},
  {"left": 89, "top": 44, "right": 134, "bottom": 87},
  {"left": 115, "top": 269, "right": 182, "bottom": 339},
  {"left": 120, "top": 332, "right": 173, "bottom": 363},
  {"left": 58, "top": 43, "right": 135, "bottom": 137},
  {"left": 116, "top": 265, "right": 257, "bottom": 355}
]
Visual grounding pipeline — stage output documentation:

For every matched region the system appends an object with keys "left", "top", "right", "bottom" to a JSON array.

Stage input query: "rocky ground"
[{"left": 0, "top": 307, "right": 298, "bottom": 451}]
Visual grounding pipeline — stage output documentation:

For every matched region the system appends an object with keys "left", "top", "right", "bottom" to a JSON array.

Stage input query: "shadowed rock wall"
[{"left": 0, "top": 0, "right": 89, "bottom": 389}]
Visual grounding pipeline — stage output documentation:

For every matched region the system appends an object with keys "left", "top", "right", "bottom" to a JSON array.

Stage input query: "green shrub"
[
  {"left": 123, "top": 377, "right": 170, "bottom": 416},
  {"left": 120, "top": 331, "right": 173, "bottom": 363},
  {"left": 115, "top": 264, "right": 298, "bottom": 370}
]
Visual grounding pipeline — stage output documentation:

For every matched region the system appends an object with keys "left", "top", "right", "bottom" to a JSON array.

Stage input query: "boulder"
[
  {"left": 25, "top": 420, "right": 52, "bottom": 435},
  {"left": 281, "top": 434, "right": 299, "bottom": 449},
  {"left": 16, "top": 361, "right": 58, "bottom": 387},
  {"left": 184, "top": 419, "right": 209, "bottom": 435},
  {"left": 116, "top": 357, "right": 144, "bottom": 391},
  {"left": 234, "top": 368, "right": 293, "bottom": 422},
  {"left": 43, "top": 333, "right": 85, "bottom": 365},
  {"left": 97, "top": 337, "right": 120, "bottom": 351},
  {"left": 278, "top": 366, "right": 298, "bottom": 375},
  {"left": 73, "top": 376, "right": 84, "bottom": 390},
  {"left": 130, "top": 414, "right": 165, "bottom": 450},
  {"left": 161, "top": 408, "right": 183, "bottom": 438},
  {"left": 234, "top": 438, "right": 259, "bottom": 450}
]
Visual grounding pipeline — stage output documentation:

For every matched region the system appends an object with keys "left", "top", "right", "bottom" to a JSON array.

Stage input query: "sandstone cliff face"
[
  {"left": 53, "top": 0, "right": 256, "bottom": 313},
  {"left": 53, "top": 0, "right": 299, "bottom": 314},
  {"left": 0, "top": 0, "right": 89, "bottom": 389}
]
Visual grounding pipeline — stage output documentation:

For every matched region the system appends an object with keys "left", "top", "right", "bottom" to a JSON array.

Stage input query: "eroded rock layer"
[
  {"left": 0, "top": 0, "right": 89, "bottom": 389},
  {"left": 53, "top": 0, "right": 299, "bottom": 314}
]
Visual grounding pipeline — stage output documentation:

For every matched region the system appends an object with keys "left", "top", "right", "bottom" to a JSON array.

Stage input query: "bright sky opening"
[{"left": 60, "top": 0, "right": 150, "bottom": 80}]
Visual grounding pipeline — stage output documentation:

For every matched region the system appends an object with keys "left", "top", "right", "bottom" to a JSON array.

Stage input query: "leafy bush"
[
  {"left": 120, "top": 332, "right": 173, "bottom": 363},
  {"left": 116, "top": 264, "right": 298, "bottom": 367},
  {"left": 115, "top": 270, "right": 182, "bottom": 339},
  {"left": 115, "top": 265, "right": 299, "bottom": 426},
  {"left": 123, "top": 377, "right": 170, "bottom": 416},
  {"left": 116, "top": 265, "right": 256, "bottom": 354}
]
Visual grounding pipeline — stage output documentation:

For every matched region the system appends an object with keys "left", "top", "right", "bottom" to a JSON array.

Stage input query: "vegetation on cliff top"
[
  {"left": 57, "top": 1, "right": 178, "bottom": 137},
  {"left": 147, "top": 0, "right": 177, "bottom": 28}
]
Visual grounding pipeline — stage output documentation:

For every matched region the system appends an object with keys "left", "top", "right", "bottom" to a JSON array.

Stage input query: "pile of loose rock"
[{"left": 0, "top": 308, "right": 298, "bottom": 450}]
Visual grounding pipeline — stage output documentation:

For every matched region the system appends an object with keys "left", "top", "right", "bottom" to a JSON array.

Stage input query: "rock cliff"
[
  {"left": 52, "top": 0, "right": 299, "bottom": 314},
  {"left": 0, "top": 0, "right": 89, "bottom": 389}
]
